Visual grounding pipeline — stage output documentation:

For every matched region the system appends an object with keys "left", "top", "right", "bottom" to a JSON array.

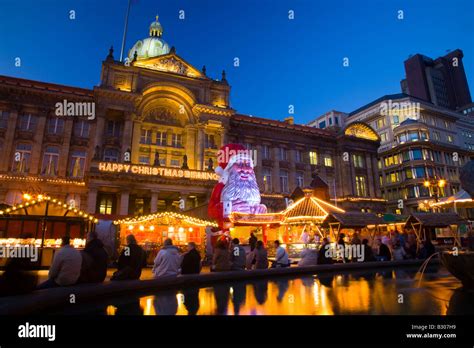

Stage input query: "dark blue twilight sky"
[{"left": 0, "top": 0, "right": 473, "bottom": 123}]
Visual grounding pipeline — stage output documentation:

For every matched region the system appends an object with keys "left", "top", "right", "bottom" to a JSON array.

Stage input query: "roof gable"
[{"left": 132, "top": 53, "right": 204, "bottom": 78}]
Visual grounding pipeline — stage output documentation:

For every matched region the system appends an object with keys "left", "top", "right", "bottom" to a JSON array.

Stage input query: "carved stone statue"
[
  {"left": 93, "top": 145, "right": 101, "bottom": 160},
  {"left": 207, "top": 158, "right": 214, "bottom": 171},
  {"left": 154, "top": 151, "right": 161, "bottom": 166},
  {"left": 182, "top": 154, "right": 189, "bottom": 169}
]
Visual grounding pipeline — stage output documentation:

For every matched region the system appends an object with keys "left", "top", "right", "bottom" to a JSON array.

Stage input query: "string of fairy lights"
[
  {"left": 0, "top": 193, "right": 99, "bottom": 223},
  {"left": 113, "top": 211, "right": 218, "bottom": 228},
  {"left": 0, "top": 174, "right": 86, "bottom": 186}
]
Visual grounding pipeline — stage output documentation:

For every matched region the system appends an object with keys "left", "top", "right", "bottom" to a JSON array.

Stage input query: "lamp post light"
[{"left": 423, "top": 177, "right": 446, "bottom": 211}]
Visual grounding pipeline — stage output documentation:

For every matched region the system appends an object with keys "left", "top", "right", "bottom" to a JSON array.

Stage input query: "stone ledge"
[{"left": 0, "top": 258, "right": 438, "bottom": 315}]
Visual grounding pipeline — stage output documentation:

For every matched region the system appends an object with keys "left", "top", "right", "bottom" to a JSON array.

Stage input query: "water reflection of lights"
[
  {"left": 106, "top": 305, "right": 117, "bottom": 315},
  {"left": 313, "top": 281, "right": 319, "bottom": 305},
  {"left": 118, "top": 269, "right": 459, "bottom": 315},
  {"left": 139, "top": 296, "right": 156, "bottom": 315}
]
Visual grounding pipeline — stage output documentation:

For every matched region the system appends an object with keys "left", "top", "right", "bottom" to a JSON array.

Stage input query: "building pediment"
[{"left": 132, "top": 53, "right": 204, "bottom": 78}]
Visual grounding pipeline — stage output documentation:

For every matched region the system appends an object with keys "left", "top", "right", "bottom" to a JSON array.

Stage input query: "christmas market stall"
[
  {"left": 229, "top": 192, "right": 347, "bottom": 258},
  {"left": 275, "top": 193, "right": 346, "bottom": 257},
  {"left": 229, "top": 211, "right": 283, "bottom": 245},
  {"left": 431, "top": 189, "right": 474, "bottom": 220},
  {"left": 113, "top": 212, "right": 218, "bottom": 264},
  {"left": 0, "top": 194, "right": 97, "bottom": 267},
  {"left": 405, "top": 212, "right": 468, "bottom": 247},
  {"left": 321, "top": 212, "right": 385, "bottom": 246}
]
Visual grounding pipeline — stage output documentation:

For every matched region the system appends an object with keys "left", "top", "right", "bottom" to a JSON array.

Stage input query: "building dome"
[{"left": 128, "top": 16, "right": 170, "bottom": 61}]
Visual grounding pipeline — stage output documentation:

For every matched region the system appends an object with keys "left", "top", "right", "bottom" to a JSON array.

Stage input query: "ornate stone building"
[{"left": 0, "top": 17, "right": 385, "bottom": 219}]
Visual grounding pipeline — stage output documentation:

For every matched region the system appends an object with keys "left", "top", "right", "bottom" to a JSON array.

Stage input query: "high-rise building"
[
  {"left": 401, "top": 49, "right": 472, "bottom": 110},
  {"left": 347, "top": 93, "right": 474, "bottom": 213}
]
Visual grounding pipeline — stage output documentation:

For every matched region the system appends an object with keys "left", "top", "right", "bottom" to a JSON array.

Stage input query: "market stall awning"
[
  {"left": 322, "top": 212, "right": 384, "bottom": 228},
  {"left": 382, "top": 213, "right": 407, "bottom": 224},
  {"left": 281, "top": 195, "right": 345, "bottom": 224},
  {"left": 431, "top": 189, "right": 474, "bottom": 209},
  {"left": 113, "top": 211, "right": 217, "bottom": 227},
  {"left": 405, "top": 213, "right": 468, "bottom": 228},
  {"left": 114, "top": 211, "right": 217, "bottom": 247},
  {"left": 0, "top": 195, "right": 97, "bottom": 222}
]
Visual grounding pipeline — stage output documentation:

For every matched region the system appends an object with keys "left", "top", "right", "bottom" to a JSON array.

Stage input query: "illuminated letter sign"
[{"left": 98, "top": 162, "right": 217, "bottom": 181}]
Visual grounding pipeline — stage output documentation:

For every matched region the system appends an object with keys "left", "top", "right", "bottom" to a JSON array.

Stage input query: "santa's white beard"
[{"left": 221, "top": 169, "right": 261, "bottom": 205}]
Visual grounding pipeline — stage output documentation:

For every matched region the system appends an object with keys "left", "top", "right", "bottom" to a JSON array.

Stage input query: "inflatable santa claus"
[{"left": 208, "top": 144, "right": 267, "bottom": 245}]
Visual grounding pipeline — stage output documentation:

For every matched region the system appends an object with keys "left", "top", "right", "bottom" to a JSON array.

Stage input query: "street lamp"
[{"left": 423, "top": 177, "right": 447, "bottom": 203}]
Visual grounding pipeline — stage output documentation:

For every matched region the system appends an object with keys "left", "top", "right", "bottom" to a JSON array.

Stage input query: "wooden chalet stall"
[
  {"left": 431, "top": 189, "right": 474, "bottom": 220},
  {"left": 322, "top": 212, "right": 385, "bottom": 244},
  {"left": 405, "top": 213, "right": 468, "bottom": 247},
  {"left": 229, "top": 192, "right": 347, "bottom": 258},
  {"left": 114, "top": 211, "right": 217, "bottom": 264},
  {"left": 0, "top": 194, "right": 97, "bottom": 267}
]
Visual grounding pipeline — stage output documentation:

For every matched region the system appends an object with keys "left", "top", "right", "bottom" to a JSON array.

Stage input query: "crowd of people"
[{"left": 0, "top": 228, "right": 444, "bottom": 297}]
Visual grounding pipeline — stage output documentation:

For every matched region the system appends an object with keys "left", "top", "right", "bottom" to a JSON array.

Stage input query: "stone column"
[
  {"left": 272, "top": 146, "right": 280, "bottom": 192},
  {"left": 372, "top": 155, "right": 381, "bottom": 197},
  {"left": 255, "top": 144, "right": 264, "bottom": 189},
  {"left": 220, "top": 127, "right": 227, "bottom": 146},
  {"left": 90, "top": 109, "right": 106, "bottom": 160},
  {"left": 29, "top": 112, "right": 47, "bottom": 175},
  {"left": 196, "top": 125, "right": 205, "bottom": 170},
  {"left": 131, "top": 121, "right": 142, "bottom": 164},
  {"left": 58, "top": 119, "right": 74, "bottom": 177},
  {"left": 0, "top": 109, "right": 19, "bottom": 172},
  {"left": 288, "top": 149, "right": 296, "bottom": 191},
  {"left": 119, "top": 191, "right": 130, "bottom": 216},
  {"left": 121, "top": 114, "right": 133, "bottom": 159},
  {"left": 185, "top": 125, "right": 196, "bottom": 170},
  {"left": 150, "top": 191, "right": 158, "bottom": 213},
  {"left": 365, "top": 154, "right": 375, "bottom": 197},
  {"left": 87, "top": 188, "right": 98, "bottom": 214},
  {"left": 341, "top": 152, "right": 354, "bottom": 197},
  {"left": 348, "top": 154, "right": 357, "bottom": 196}
]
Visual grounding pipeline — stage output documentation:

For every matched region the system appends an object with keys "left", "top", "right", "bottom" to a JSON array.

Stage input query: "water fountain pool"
[{"left": 48, "top": 265, "right": 474, "bottom": 315}]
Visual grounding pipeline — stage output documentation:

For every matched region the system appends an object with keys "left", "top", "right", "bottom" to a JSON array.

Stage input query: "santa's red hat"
[{"left": 215, "top": 143, "right": 254, "bottom": 184}]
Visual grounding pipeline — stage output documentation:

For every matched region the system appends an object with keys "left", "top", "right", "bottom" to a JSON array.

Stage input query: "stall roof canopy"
[
  {"left": 406, "top": 213, "right": 468, "bottom": 227},
  {"left": 382, "top": 213, "right": 407, "bottom": 223},
  {"left": 323, "top": 212, "right": 384, "bottom": 228},
  {"left": 114, "top": 211, "right": 218, "bottom": 227},
  {"left": 0, "top": 195, "right": 97, "bottom": 222},
  {"left": 282, "top": 196, "right": 345, "bottom": 223},
  {"left": 431, "top": 189, "right": 474, "bottom": 209}
]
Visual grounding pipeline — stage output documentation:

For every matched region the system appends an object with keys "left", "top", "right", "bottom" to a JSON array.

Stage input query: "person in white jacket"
[
  {"left": 37, "top": 236, "right": 82, "bottom": 289},
  {"left": 273, "top": 240, "right": 289, "bottom": 268},
  {"left": 152, "top": 238, "right": 182, "bottom": 278}
]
